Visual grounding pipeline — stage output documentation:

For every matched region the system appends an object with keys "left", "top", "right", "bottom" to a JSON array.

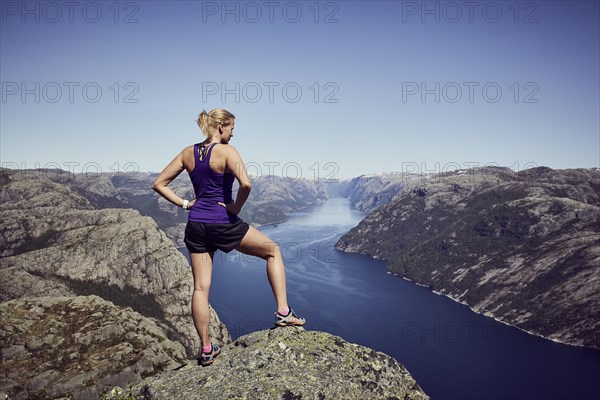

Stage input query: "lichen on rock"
[
  {"left": 0, "top": 295, "right": 188, "bottom": 400},
  {"left": 104, "top": 326, "right": 429, "bottom": 400}
]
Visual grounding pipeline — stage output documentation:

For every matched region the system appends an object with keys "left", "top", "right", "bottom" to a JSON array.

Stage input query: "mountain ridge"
[{"left": 335, "top": 166, "right": 600, "bottom": 349}]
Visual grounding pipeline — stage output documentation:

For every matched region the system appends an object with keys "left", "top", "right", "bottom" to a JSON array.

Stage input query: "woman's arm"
[
  {"left": 151, "top": 149, "right": 193, "bottom": 208},
  {"left": 219, "top": 145, "right": 252, "bottom": 214}
]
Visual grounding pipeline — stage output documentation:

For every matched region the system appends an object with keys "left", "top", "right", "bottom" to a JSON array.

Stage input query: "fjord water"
[{"left": 182, "top": 198, "right": 600, "bottom": 400}]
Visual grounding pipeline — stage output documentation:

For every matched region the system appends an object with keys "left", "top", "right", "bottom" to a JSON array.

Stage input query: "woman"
[{"left": 151, "top": 108, "right": 305, "bottom": 366}]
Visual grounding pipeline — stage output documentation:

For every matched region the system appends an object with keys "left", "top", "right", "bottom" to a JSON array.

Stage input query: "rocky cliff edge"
[{"left": 104, "top": 326, "right": 429, "bottom": 400}]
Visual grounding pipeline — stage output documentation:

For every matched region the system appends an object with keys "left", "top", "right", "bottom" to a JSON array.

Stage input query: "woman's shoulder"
[
  {"left": 181, "top": 144, "right": 196, "bottom": 155},
  {"left": 212, "top": 143, "right": 239, "bottom": 155}
]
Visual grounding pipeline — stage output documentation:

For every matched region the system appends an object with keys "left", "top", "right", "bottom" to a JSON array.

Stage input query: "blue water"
[{"left": 181, "top": 198, "right": 600, "bottom": 400}]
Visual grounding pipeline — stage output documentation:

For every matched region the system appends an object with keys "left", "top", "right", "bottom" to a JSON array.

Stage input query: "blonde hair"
[{"left": 197, "top": 108, "right": 235, "bottom": 140}]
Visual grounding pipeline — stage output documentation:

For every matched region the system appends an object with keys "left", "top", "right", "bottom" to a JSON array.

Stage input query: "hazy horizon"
[
  {"left": 2, "top": 163, "right": 598, "bottom": 183},
  {"left": 2, "top": 1, "right": 599, "bottom": 180}
]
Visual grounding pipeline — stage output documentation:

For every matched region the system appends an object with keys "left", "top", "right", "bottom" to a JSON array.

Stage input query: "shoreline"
[
  {"left": 426, "top": 286, "right": 594, "bottom": 351},
  {"left": 350, "top": 250, "right": 598, "bottom": 352}
]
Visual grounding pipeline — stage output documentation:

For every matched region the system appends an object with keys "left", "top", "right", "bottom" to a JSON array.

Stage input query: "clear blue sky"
[{"left": 1, "top": 0, "right": 599, "bottom": 180}]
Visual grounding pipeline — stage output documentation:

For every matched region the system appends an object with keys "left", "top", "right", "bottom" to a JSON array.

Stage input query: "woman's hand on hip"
[{"left": 218, "top": 201, "right": 240, "bottom": 215}]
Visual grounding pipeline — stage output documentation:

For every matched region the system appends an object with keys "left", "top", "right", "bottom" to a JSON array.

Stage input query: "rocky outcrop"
[
  {"left": 0, "top": 296, "right": 187, "bottom": 400},
  {"left": 336, "top": 167, "right": 600, "bottom": 349},
  {"left": 104, "top": 326, "right": 429, "bottom": 400},
  {"left": 0, "top": 168, "right": 230, "bottom": 357}
]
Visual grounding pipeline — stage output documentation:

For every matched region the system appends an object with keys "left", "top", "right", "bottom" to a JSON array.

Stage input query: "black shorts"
[{"left": 184, "top": 220, "right": 250, "bottom": 254}]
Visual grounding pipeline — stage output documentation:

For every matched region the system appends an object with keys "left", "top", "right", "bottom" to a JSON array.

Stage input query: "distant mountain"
[
  {"left": 322, "top": 178, "right": 350, "bottom": 197},
  {"left": 343, "top": 172, "right": 417, "bottom": 213},
  {"left": 110, "top": 171, "right": 329, "bottom": 248},
  {"left": 238, "top": 175, "right": 329, "bottom": 225},
  {"left": 336, "top": 166, "right": 600, "bottom": 349}
]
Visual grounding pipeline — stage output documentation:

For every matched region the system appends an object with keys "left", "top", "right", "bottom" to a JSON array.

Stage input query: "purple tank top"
[{"left": 187, "top": 143, "right": 238, "bottom": 223}]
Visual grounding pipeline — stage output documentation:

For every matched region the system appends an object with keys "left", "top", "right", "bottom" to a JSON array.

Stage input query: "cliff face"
[
  {"left": 110, "top": 171, "right": 191, "bottom": 248},
  {"left": 1, "top": 296, "right": 187, "bottom": 400},
  {"left": 0, "top": 168, "right": 230, "bottom": 398},
  {"left": 322, "top": 179, "right": 349, "bottom": 198},
  {"left": 104, "top": 326, "right": 429, "bottom": 400},
  {"left": 336, "top": 167, "right": 600, "bottom": 349},
  {"left": 344, "top": 173, "right": 413, "bottom": 213}
]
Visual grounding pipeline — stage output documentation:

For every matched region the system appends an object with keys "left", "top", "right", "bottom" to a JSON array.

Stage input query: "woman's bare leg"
[
  {"left": 190, "top": 251, "right": 215, "bottom": 348},
  {"left": 235, "top": 226, "right": 289, "bottom": 311}
]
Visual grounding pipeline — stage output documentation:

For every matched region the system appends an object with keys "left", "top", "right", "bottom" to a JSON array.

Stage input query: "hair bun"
[{"left": 196, "top": 108, "right": 235, "bottom": 140}]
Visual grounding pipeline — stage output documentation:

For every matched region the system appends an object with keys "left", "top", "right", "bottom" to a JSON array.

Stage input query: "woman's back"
[
  {"left": 185, "top": 143, "right": 238, "bottom": 224},
  {"left": 182, "top": 143, "right": 229, "bottom": 175}
]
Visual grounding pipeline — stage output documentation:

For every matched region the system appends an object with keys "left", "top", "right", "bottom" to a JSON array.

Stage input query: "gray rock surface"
[
  {"left": 0, "top": 296, "right": 187, "bottom": 400},
  {"left": 0, "top": 168, "right": 231, "bottom": 356},
  {"left": 110, "top": 171, "right": 191, "bottom": 248},
  {"left": 104, "top": 326, "right": 429, "bottom": 400},
  {"left": 336, "top": 166, "right": 600, "bottom": 349},
  {"left": 343, "top": 172, "right": 416, "bottom": 213}
]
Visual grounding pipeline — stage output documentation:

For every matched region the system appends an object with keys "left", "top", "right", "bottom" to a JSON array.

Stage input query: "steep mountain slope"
[
  {"left": 343, "top": 172, "right": 414, "bottom": 213},
  {"left": 336, "top": 167, "right": 600, "bottom": 349}
]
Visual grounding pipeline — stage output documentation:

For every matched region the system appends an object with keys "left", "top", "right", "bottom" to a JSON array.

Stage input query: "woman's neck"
[{"left": 202, "top": 138, "right": 221, "bottom": 145}]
